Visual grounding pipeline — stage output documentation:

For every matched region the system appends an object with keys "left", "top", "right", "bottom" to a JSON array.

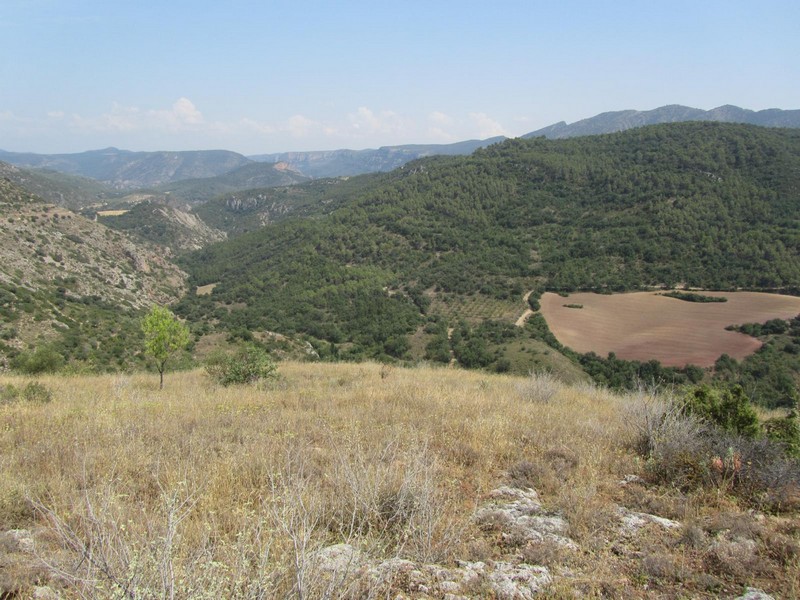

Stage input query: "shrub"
[
  {"left": 625, "top": 391, "right": 709, "bottom": 488},
  {"left": 0, "top": 384, "right": 19, "bottom": 404},
  {"left": 12, "top": 345, "right": 64, "bottom": 374},
  {"left": 494, "top": 358, "right": 511, "bottom": 373},
  {"left": 1, "top": 382, "right": 53, "bottom": 404},
  {"left": 205, "top": 345, "right": 277, "bottom": 386},
  {"left": 21, "top": 381, "right": 53, "bottom": 403},
  {"left": 627, "top": 391, "right": 800, "bottom": 509},
  {"left": 763, "top": 412, "right": 800, "bottom": 457},
  {"left": 683, "top": 384, "right": 760, "bottom": 438}
]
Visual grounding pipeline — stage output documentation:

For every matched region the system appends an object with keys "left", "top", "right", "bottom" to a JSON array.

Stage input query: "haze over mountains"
[
  {"left": 2, "top": 105, "right": 798, "bottom": 185},
  {"left": 0, "top": 147, "right": 251, "bottom": 190}
]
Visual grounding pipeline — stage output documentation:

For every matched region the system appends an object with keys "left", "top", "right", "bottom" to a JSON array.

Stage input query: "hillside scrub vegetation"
[
  {"left": 177, "top": 123, "right": 800, "bottom": 363},
  {"left": 0, "top": 363, "right": 798, "bottom": 598},
  {"left": 0, "top": 174, "right": 187, "bottom": 372}
]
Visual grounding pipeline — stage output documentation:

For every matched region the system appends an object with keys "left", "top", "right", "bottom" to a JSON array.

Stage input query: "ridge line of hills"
[{"left": 2, "top": 104, "right": 798, "bottom": 186}]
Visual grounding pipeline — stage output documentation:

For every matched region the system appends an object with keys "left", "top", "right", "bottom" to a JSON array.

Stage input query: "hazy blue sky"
[{"left": 1, "top": 0, "right": 797, "bottom": 154}]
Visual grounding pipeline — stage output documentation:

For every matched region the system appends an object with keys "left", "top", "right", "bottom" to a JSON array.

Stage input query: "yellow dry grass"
[
  {"left": 95, "top": 209, "right": 129, "bottom": 217},
  {"left": 195, "top": 282, "right": 218, "bottom": 296},
  {"left": 541, "top": 291, "right": 800, "bottom": 367},
  {"left": 0, "top": 363, "right": 796, "bottom": 598}
]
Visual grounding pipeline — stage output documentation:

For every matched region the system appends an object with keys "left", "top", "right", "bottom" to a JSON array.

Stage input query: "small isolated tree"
[{"left": 141, "top": 305, "right": 190, "bottom": 390}]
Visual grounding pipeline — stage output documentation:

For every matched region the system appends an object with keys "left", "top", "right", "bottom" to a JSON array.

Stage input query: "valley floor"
[{"left": 0, "top": 363, "right": 797, "bottom": 598}]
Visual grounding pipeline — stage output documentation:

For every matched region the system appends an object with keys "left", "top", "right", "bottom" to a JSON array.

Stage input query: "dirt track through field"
[
  {"left": 515, "top": 290, "right": 534, "bottom": 327},
  {"left": 540, "top": 291, "right": 800, "bottom": 367}
]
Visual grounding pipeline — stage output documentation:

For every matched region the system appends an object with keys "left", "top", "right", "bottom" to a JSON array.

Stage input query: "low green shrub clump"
[
  {"left": 683, "top": 385, "right": 760, "bottom": 438},
  {"left": 0, "top": 381, "right": 53, "bottom": 404},
  {"left": 763, "top": 412, "right": 800, "bottom": 457},
  {"left": 205, "top": 344, "right": 277, "bottom": 387},
  {"left": 11, "top": 345, "right": 64, "bottom": 374},
  {"left": 22, "top": 381, "right": 53, "bottom": 403},
  {"left": 630, "top": 385, "right": 800, "bottom": 510},
  {"left": 0, "top": 383, "right": 19, "bottom": 404}
]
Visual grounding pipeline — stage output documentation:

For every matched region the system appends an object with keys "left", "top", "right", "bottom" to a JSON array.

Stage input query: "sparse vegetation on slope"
[
  {"left": 0, "top": 176, "right": 187, "bottom": 370},
  {"left": 153, "top": 161, "right": 310, "bottom": 205},
  {"left": 0, "top": 161, "right": 117, "bottom": 211},
  {"left": 100, "top": 199, "right": 226, "bottom": 253}
]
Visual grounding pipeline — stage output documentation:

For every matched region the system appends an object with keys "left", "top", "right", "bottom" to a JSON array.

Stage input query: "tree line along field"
[{"left": 539, "top": 291, "right": 800, "bottom": 367}]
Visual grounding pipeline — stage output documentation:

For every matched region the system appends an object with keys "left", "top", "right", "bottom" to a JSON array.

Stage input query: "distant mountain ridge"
[
  {"left": 0, "top": 147, "right": 252, "bottom": 189},
  {"left": 523, "top": 104, "right": 800, "bottom": 139},
  {"left": 2, "top": 105, "right": 798, "bottom": 184},
  {"left": 248, "top": 137, "right": 505, "bottom": 178},
  {"left": 248, "top": 105, "right": 800, "bottom": 177}
]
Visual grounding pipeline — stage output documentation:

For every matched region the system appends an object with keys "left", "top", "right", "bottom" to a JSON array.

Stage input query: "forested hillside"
[{"left": 177, "top": 123, "right": 800, "bottom": 360}]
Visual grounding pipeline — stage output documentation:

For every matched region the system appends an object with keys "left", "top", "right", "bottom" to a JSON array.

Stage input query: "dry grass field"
[
  {"left": 540, "top": 291, "right": 800, "bottom": 367},
  {"left": 0, "top": 363, "right": 798, "bottom": 598}
]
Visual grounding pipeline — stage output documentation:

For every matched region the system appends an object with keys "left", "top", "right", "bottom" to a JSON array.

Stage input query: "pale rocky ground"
[{"left": 0, "top": 484, "right": 778, "bottom": 599}]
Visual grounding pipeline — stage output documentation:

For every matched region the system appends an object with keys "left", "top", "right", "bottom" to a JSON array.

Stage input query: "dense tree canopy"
[{"left": 178, "top": 123, "right": 800, "bottom": 361}]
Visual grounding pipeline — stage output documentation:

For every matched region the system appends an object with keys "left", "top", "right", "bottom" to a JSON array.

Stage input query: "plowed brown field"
[{"left": 540, "top": 291, "right": 800, "bottom": 367}]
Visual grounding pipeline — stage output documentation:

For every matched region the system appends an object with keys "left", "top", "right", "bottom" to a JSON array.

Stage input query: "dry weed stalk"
[{"left": 516, "top": 370, "right": 560, "bottom": 403}]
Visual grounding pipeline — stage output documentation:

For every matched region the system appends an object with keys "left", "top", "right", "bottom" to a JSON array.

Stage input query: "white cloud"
[
  {"left": 286, "top": 114, "right": 317, "bottom": 137},
  {"left": 66, "top": 98, "right": 207, "bottom": 134},
  {"left": 428, "top": 111, "right": 453, "bottom": 126},
  {"left": 347, "top": 106, "right": 407, "bottom": 137},
  {"left": 426, "top": 127, "right": 457, "bottom": 142},
  {"left": 423, "top": 110, "right": 510, "bottom": 142},
  {"left": 146, "top": 97, "right": 205, "bottom": 131},
  {"left": 70, "top": 102, "right": 140, "bottom": 132},
  {"left": 468, "top": 112, "right": 508, "bottom": 138},
  {"left": 240, "top": 117, "right": 275, "bottom": 134},
  {"left": 0, "top": 102, "right": 513, "bottom": 154}
]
